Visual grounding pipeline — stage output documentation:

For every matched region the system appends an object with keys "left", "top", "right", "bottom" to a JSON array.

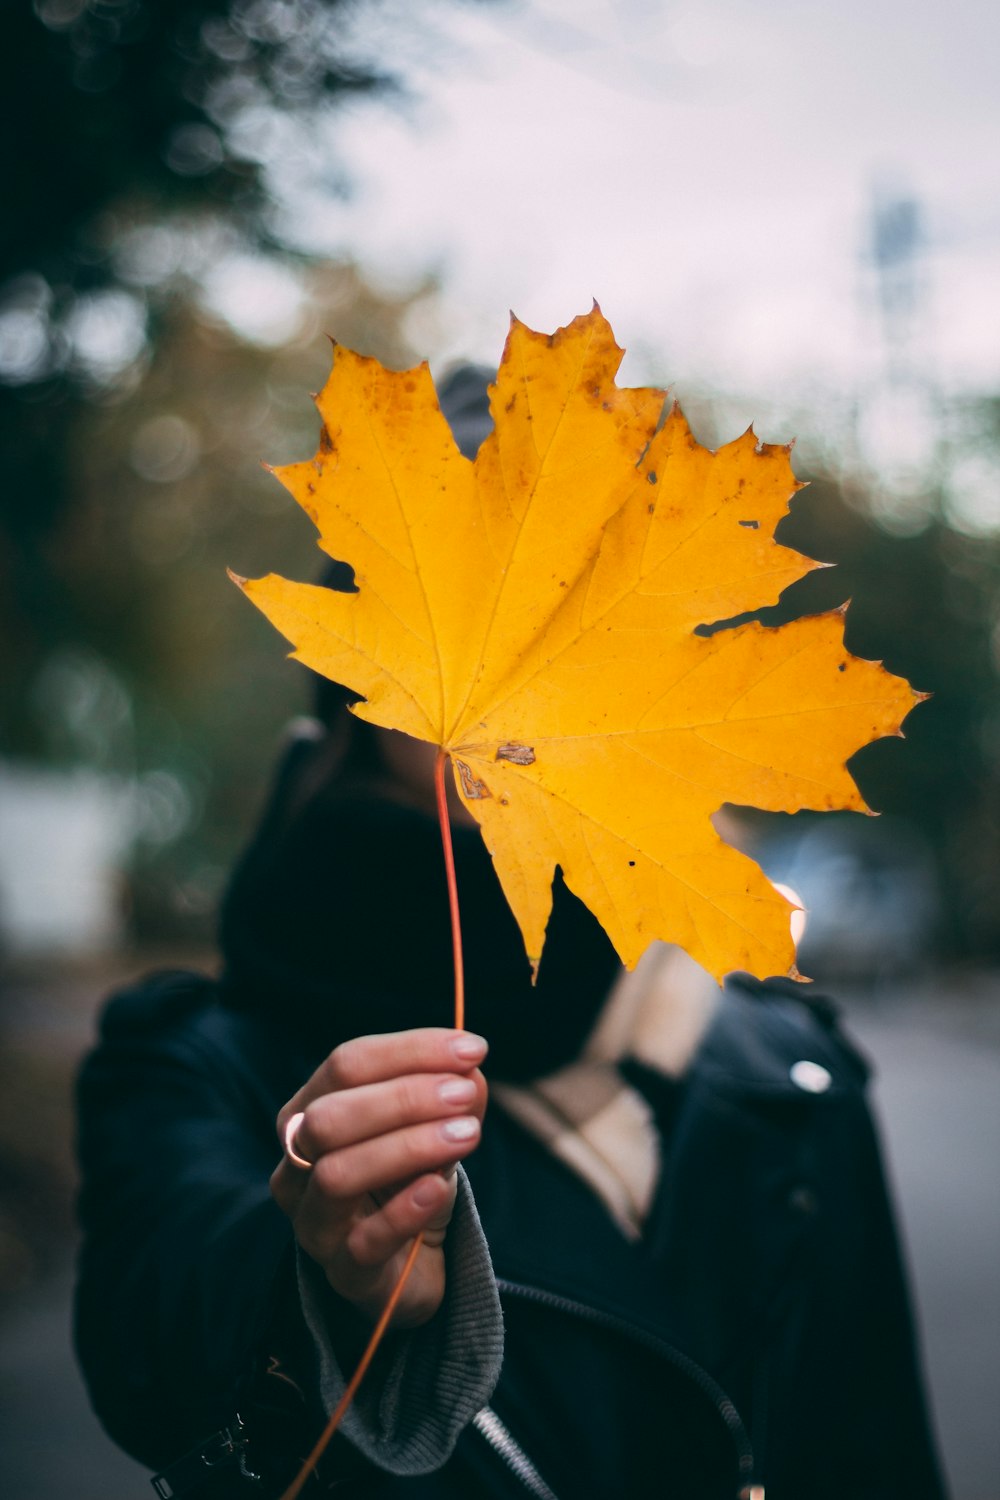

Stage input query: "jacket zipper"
[
  {"left": 489, "top": 1278, "right": 756, "bottom": 1499},
  {"left": 473, "top": 1406, "right": 561, "bottom": 1499},
  {"left": 150, "top": 1414, "right": 261, "bottom": 1497}
]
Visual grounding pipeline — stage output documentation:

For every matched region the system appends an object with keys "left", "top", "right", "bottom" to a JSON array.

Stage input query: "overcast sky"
[{"left": 271, "top": 0, "right": 999, "bottom": 414}]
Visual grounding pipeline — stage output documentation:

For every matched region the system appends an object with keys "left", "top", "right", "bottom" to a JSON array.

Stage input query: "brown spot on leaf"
[
  {"left": 456, "top": 761, "right": 492, "bottom": 799},
  {"left": 319, "top": 428, "right": 334, "bottom": 454},
  {"left": 738, "top": 519, "right": 759, "bottom": 529},
  {"left": 495, "top": 742, "right": 536, "bottom": 765}
]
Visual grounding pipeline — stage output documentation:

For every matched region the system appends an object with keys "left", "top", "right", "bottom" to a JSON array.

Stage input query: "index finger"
[{"left": 278, "top": 1028, "right": 488, "bottom": 1130}]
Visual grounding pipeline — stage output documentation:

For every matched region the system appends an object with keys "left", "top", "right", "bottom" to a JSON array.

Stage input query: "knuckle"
[
  {"left": 308, "top": 1223, "right": 347, "bottom": 1264},
  {"left": 382, "top": 1190, "right": 418, "bottom": 1233},
  {"left": 300, "top": 1098, "right": 332, "bottom": 1153},
  {"left": 297, "top": 1102, "right": 318, "bottom": 1153},
  {"left": 325, "top": 1041, "right": 356, "bottom": 1090},
  {"left": 398, "top": 1074, "right": 430, "bottom": 1119},
  {"left": 312, "top": 1152, "right": 348, "bottom": 1198},
  {"left": 402, "top": 1125, "right": 437, "bottom": 1173},
  {"left": 269, "top": 1163, "right": 292, "bottom": 1210},
  {"left": 347, "top": 1230, "right": 386, "bottom": 1269}
]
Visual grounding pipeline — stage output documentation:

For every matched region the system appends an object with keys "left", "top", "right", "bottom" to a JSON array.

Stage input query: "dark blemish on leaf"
[
  {"left": 495, "top": 742, "right": 536, "bottom": 766},
  {"left": 628, "top": 860, "right": 636, "bottom": 867},
  {"left": 602, "top": 401, "right": 611, "bottom": 411},
  {"left": 738, "top": 478, "right": 745, "bottom": 489},
  {"left": 559, "top": 579, "right": 567, "bottom": 588},
  {"left": 319, "top": 428, "right": 333, "bottom": 454},
  {"left": 648, "top": 503, "right": 655, "bottom": 514},
  {"left": 647, "top": 471, "right": 657, "bottom": 484},
  {"left": 500, "top": 796, "right": 509, "bottom": 806},
  {"left": 505, "top": 394, "right": 517, "bottom": 413},
  {"left": 456, "top": 761, "right": 492, "bottom": 799},
  {"left": 306, "top": 482, "right": 315, "bottom": 494},
  {"left": 838, "top": 662, "right": 847, "bottom": 672},
  {"left": 738, "top": 519, "right": 760, "bottom": 529}
]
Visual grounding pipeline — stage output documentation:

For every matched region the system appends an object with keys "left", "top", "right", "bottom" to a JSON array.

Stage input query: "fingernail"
[
  {"left": 438, "top": 1077, "right": 477, "bottom": 1105},
  {"left": 440, "top": 1116, "right": 480, "bottom": 1143},
  {"left": 452, "top": 1032, "right": 488, "bottom": 1062},
  {"left": 412, "top": 1179, "right": 442, "bottom": 1208}
]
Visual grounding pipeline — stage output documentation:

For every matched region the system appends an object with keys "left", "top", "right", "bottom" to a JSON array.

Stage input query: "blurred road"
[
  {"left": 843, "top": 979, "right": 1000, "bottom": 1500},
  {"left": 0, "top": 1268, "right": 148, "bottom": 1500},
  {"left": 0, "top": 960, "right": 997, "bottom": 1499}
]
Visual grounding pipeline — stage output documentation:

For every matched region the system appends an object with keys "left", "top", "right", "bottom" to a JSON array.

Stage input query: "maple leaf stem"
[
  {"left": 277, "top": 752, "right": 467, "bottom": 1500},
  {"left": 278, "top": 1233, "right": 425, "bottom": 1500},
  {"left": 434, "top": 747, "right": 466, "bottom": 1031}
]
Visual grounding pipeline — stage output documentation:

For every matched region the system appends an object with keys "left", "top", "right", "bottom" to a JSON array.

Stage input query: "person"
[{"left": 74, "top": 369, "right": 948, "bottom": 1500}]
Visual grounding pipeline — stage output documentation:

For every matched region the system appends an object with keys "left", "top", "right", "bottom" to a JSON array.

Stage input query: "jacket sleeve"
[{"left": 73, "top": 972, "right": 503, "bottom": 1488}]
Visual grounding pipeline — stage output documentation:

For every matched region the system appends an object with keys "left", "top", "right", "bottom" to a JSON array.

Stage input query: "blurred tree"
[
  {"left": 2, "top": 0, "right": 388, "bottom": 288},
  {"left": 1, "top": 0, "right": 402, "bottom": 731},
  {"left": 45, "top": 261, "right": 436, "bottom": 938},
  {"left": 676, "top": 382, "right": 1000, "bottom": 962},
  {"left": 762, "top": 453, "right": 1000, "bottom": 959},
  {"left": 0, "top": 0, "right": 470, "bottom": 942}
]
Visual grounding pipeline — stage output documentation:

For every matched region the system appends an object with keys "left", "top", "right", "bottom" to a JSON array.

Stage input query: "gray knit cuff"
[{"left": 297, "top": 1167, "right": 504, "bottom": 1476}]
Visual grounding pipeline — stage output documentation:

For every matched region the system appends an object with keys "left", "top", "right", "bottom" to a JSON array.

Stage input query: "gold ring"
[{"left": 283, "top": 1111, "right": 313, "bottom": 1169}]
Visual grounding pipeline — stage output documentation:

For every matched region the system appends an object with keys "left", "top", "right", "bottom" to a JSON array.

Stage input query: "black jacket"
[{"left": 75, "top": 966, "right": 947, "bottom": 1500}]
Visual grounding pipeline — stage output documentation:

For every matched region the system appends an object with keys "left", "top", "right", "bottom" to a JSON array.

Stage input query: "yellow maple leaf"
[{"left": 234, "top": 306, "right": 922, "bottom": 983}]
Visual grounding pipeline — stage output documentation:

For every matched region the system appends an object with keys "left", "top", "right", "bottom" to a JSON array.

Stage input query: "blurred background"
[{"left": 0, "top": 0, "right": 997, "bottom": 1495}]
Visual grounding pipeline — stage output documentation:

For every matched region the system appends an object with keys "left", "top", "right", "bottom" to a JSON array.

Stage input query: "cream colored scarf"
[{"left": 492, "top": 945, "right": 722, "bottom": 1241}]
